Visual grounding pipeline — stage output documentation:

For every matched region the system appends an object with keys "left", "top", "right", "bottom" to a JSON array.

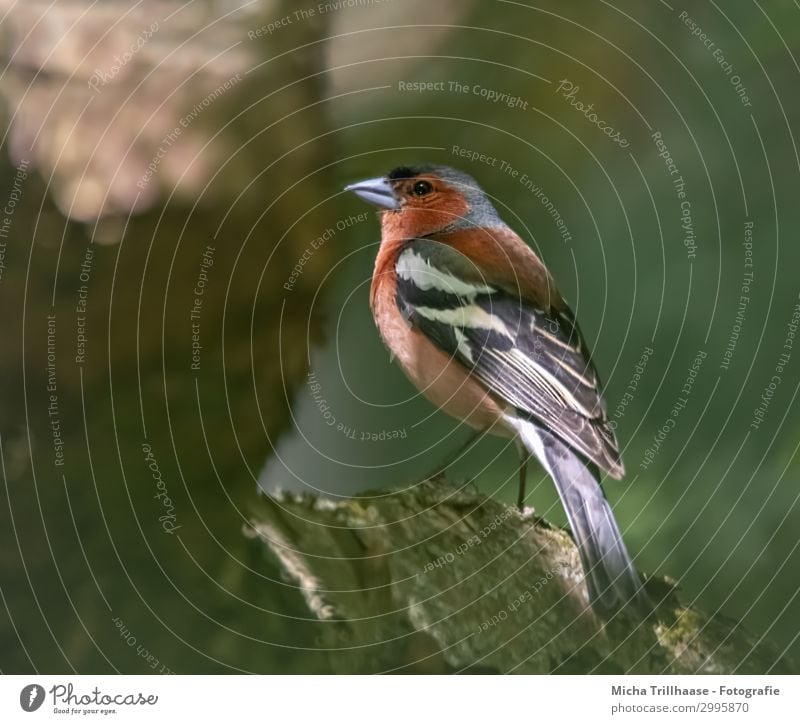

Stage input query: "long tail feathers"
[{"left": 513, "top": 418, "right": 651, "bottom": 617}]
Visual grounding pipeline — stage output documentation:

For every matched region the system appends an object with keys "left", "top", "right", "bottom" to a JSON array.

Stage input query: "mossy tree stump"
[{"left": 249, "top": 477, "right": 791, "bottom": 674}]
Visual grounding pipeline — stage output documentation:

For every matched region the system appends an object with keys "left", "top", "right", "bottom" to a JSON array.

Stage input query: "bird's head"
[{"left": 345, "top": 164, "right": 502, "bottom": 240}]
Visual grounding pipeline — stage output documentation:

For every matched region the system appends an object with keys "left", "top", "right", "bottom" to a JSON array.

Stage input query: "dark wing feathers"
[{"left": 396, "top": 239, "right": 624, "bottom": 478}]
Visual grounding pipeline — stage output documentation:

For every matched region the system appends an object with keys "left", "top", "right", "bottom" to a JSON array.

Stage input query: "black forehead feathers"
[
  {"left": 388, "top": 164, "right": 478, "bottom": 189},
  {"left": 387, "top": 166, "right": 421, "bottom": 181}
]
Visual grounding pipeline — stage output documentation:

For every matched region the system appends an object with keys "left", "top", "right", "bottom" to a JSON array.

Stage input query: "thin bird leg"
[
  {"left": 517, "top": 446, "right": 530, "bottom": 511},
  {"left": 424, "top": 428, "right": 483, "bottom": 482}
]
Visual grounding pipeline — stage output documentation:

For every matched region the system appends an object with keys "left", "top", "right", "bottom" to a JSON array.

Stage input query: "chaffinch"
[{"left": 346, "top": 164, "right": 649, "bottom": 617}]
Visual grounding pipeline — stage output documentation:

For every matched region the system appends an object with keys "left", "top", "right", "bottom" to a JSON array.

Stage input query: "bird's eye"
[{"left": 411, "top": 180, "right": 433, "bottom": 196}]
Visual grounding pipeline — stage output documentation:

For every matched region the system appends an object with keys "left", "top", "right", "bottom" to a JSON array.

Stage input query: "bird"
[{"left": 345, "top": 164, "right": 650, "bottom": 617}]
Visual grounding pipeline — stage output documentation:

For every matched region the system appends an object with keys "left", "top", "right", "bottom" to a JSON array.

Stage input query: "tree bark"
[{"left": 248, "top": 477, "right": 792, "bottom": 674}]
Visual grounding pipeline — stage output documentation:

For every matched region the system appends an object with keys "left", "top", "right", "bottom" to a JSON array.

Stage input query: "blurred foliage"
[{"left": 0, "top": 0, "right": 798, "bottom": 673}]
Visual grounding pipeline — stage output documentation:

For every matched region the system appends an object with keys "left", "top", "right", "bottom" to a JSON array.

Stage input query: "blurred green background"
[{"left": 0, "top": 0, "right": 797, "bottom": 673}]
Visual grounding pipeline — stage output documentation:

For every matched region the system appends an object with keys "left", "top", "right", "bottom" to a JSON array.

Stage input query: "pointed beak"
[{"left": 344, "top": 176, "right": 399, "bottom": 210}]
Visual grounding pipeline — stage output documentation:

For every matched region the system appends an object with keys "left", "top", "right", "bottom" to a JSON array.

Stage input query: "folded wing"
[{"left": 395, "top": 238, "right": 624, "bottom": 478}]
